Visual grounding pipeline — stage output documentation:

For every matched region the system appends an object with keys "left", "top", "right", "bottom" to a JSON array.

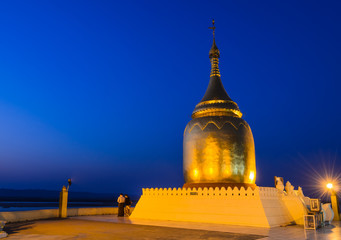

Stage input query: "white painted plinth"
[{"left": 130, "top": 186, "right": 308, "bottom": 228}]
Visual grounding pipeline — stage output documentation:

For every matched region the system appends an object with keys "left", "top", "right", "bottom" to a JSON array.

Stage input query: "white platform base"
[{"left": 130, "top": 186, "right": 308, "bottom": 228}]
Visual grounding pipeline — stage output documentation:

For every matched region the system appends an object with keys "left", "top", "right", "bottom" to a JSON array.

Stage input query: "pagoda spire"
[
  {"left": 209, "top": 20, "right": 220, "bottom": 77},
  {"left": 183, "top": 21, "right": 256, "bottom": 188},
  {"left": 191, "top": 20, "right": 242, "bottom": 119}
]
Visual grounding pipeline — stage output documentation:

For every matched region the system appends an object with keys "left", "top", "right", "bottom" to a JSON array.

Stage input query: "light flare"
[{"left": 299, "top": 152, "right": 341, "bottom": 201}]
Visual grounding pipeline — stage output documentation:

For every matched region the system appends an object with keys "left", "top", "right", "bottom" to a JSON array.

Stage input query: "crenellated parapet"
[{"left": 142, "top": 186, "right": 281, "bottom": 198}]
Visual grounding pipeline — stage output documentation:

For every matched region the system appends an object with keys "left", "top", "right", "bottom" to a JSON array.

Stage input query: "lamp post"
[
  {"left": 327, "top": 182, "right": 340, "bottom": 221},
  {"left": 59, "top": 179, "right": 72, "bottom": 218}
]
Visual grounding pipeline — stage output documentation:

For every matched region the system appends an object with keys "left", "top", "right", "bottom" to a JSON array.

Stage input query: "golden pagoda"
[
  {"left": 183, "top": 20, "right": 256, "bottom": 189},
  {"left": 131, "top": 21, "right": 310, "bottom": 228}
]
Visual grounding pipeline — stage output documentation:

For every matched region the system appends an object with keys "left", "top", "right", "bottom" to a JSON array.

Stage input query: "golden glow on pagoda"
[{"left": 183, "top": 20, "right": 256, "bottom": 187}]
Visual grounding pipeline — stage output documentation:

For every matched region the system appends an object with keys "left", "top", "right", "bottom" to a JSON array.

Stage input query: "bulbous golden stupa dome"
[{"left": 183, "top": 21, "right": 256, "bottom": 189}]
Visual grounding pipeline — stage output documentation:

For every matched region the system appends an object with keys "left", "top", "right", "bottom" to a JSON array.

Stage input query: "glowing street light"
[{"left": 327, "top": 183, "right": 333, "bottom": 190}]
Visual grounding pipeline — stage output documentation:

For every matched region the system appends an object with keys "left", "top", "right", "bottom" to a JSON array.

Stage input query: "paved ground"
[
  {"left": 4, "top": 218, "right": 264, "bottom": 240},
  {"left": 3, "top": 215, "right": 341, "bottom": 240}
]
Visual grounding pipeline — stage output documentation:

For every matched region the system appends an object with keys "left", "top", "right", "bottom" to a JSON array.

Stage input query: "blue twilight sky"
[{"left": 0, "top": 0, "right": 340, "bottom": 195}]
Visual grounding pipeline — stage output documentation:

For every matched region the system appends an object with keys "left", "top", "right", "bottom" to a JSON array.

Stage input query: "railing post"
[
  {"left": 331, "top": 190, "right": 340, "bottom": 221},
  {"left": 59, "top": 186, "right": 68, "bottom": 218}
]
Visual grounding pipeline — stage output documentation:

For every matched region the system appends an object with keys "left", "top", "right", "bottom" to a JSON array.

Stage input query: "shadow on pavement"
[{"left": 4, "top": 221, "right": 34, "bottom": 235}]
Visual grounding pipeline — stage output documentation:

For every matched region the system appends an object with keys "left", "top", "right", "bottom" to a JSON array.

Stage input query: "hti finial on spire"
[
  {"left": 208, "top": 19, "right": 220, "bottom": 77},
  {"left": 209, "top": 19, "right": 216, "bottom": 39}
]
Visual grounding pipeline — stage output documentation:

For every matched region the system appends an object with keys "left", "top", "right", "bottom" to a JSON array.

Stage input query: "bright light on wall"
[{"left": 249, "top": 171, "right": 255, "bottom": 181}]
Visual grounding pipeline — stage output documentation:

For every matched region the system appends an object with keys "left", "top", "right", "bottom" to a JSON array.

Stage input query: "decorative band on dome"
[
  {"left": 192, "top": 100, "right": 242, "bottom": 118},
  {"left": 192, "top": 108, "right": 242, "bottom": 118},
  {"left": 196, "top": 100, "right": 235, "bottom": 107}
]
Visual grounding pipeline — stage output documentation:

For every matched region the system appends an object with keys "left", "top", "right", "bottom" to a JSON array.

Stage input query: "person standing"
[
  {"left": 117, "top": 193, "right": 125, "bottom": 217},
  {"left": 124, "top": 194, "right": 132, "bottom": 216}
]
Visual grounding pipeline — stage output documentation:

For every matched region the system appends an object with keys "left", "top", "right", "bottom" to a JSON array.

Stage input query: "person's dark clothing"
[
  {"left": 125, "top": 196, "right": 132, "bottom": 206},
  {"left": 118, "top": 203, "right": 124, "bottom": 216}
]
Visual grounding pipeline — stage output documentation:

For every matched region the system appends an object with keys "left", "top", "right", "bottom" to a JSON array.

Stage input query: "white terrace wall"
[
  {"left": 0, "top": 207, "right": 127, "bottom": 223},
  {"left": 281, "top": 195, "right": 307, "bottom": 225},
  {"left": 0, "top": 209, "right": 58, "bottom": 223},
  {"left": 130, "top": 186, "right": 307, "bottom": 228}
]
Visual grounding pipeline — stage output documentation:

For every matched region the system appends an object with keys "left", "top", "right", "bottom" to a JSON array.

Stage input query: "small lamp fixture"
[{"left": 67, "top": 178, "right": 72, "bottom": 191}]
